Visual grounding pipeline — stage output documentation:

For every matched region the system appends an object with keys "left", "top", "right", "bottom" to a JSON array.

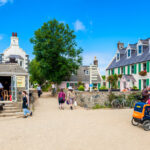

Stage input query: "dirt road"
[{"left": 0, "top": 93, "right": 149, "bottom": 150}]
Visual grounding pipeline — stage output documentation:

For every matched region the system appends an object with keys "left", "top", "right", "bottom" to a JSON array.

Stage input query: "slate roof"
[
  {"left": 0, "top": 63, "right": 28, "bottom": 75},
  {"left": 7, "top": 55, "right": 24, "bottom": 60},
  {"left": 107, "top": 40, "right": 150, "bottom": 70},
  {"left": 67, "top": 66, "right": 101, "bottom": 83},
  {"left": 123, "top": 75, "right": 136, "bottom": 82}
]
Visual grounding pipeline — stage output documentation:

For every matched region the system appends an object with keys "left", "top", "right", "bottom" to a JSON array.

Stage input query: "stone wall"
[{"left": 75, "top": 91, "right": 140, "bottom": 108}]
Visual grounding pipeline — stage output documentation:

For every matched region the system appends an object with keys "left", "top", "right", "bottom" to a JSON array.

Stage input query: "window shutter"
[
  {"left": 123, "top": 66, "right": 125, "bottom": 75},
  {"left": 109, "top": 82, "right": 110, "bottom": 88},
  {"left": 128, "top": 65, "right": 130, "bottom": 75},
  {"left": 138, "top": 63, "right": 141, "bottom": 73},
  {"left": 66, "top": 83, "right": 69, "bottom": 88},
  {"left": 146, "top": 79, "right": 149, "bottom": 87},
  {"left": 118, "top": 81, "right": 120, "bottom": 89},
  {"left": 134, "top": 64, "right": 137, "bottom": 74},
  {"left": 118, "top": 67, "right": 120, "bottom": 74},
  {"left": 147, "top": 61, "right": 150, "bottom": 72},
  {"left": 98, "top": 83, "right": 101, "bottom": 89},
  {"left": 139, "top": 80, "right": 141, "bottom": 90},
  {"left": 113, "top": 69, "right": 115, "bottom": 75}
]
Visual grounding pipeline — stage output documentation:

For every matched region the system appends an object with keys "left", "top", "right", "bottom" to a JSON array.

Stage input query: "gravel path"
[{"left": 0, "top": 93, "right": 149, "bottom": 150}]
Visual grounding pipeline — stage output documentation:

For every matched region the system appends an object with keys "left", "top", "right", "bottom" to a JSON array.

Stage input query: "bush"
[
  {"left": 132, "top": 86, "right": 138, "bottom": 90},
  {"left": 78, "top": 85, "right": 85, "bottom": 91},
  {"left": 100, "top": 86, "right": 107, "bottom": 90},
  {"left": 118, "top": 74, "right": 122, "bottom": 78},
  {"left": 42, "top": 83, "right": 51, "bottom": 92},
  {"left": 108, "top": 93, "right": 116, "bottom": 104},
  {"left": 93, "top": 104, "right": 106, "bottom": 109}
]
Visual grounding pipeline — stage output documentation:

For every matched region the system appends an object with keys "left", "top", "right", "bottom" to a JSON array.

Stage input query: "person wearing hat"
[{"left": 67, "top": 86, "right": 75, "bottom": 110}]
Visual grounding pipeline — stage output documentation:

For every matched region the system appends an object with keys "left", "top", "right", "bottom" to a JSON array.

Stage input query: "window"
[
  {"left": 116, "top": 53, "right": 120, "bottom": 61},
  {"left": 143, "top": 62, "right": 147, "bottom": 71},
  {"left": 131, "top": 65, "right": 134, "bottom": 74},
  {"left": 20, "top": 61, "right": 23, "bottom": 67},
  {"left": 138, "top": 45, "right": 142, "bottom": 54},
  {"left": 121, "top": 67, "right": 123, "bottom": 74},
  {"left": 84, "top": 70, "right": 89, "bottom": 75},
  {"left": 127, "top": 49, "right": 131, "bottom": 58}
]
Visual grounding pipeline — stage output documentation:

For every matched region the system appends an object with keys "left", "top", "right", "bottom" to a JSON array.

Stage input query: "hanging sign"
[{"left": 17, "top": 76, "right": 25, "bottom": 87}]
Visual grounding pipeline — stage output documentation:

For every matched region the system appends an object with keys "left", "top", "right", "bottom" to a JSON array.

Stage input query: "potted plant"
[
  {"left": 139, "top": 70, "right": 147, "bottom": 76},
  {"left": 99, "top": 86, "right": 108, "bottom": 92}
]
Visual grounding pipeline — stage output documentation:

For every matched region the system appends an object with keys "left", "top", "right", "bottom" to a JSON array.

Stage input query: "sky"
[{"left": 0, "top": 0, "right": 150, "bottom": 75}]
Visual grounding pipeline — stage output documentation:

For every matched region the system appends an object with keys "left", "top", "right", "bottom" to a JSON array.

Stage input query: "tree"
[
  {"left": 30, "top": 19, "right": 83, "bottom": 84},
  {"left": 29, "top": 59, "right": 46, "bottom": 85},
  {"left": 102, "top": 75, "right": 106, "bottom": 81},
  {"left": 107, "top": 74, "right": 118, "bottom": 89}
]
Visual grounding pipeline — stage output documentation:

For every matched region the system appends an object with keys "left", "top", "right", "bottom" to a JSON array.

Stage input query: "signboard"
[
  {"left": 16, "top": 76, "right": 25, "bottom": 87},
  {"left": 89, "top": 84, "right": 93, "bottom": 87}
]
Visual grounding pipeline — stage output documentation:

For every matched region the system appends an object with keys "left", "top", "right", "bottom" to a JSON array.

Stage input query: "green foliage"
[
  {"left": 107, "top": 74, "right": 118, "bottom": 89},
  {"left": 29, "top": 59, "right": 46, "bottom": 85},
  {"left": 132, "top": 86, "right": 138, "bottom": 90},
  {"left": 102, "top": 75, "right": 106, "bottom": 81},
  {"left": 100, "top": 86, "right": 107, "bottom": 90},
  {"left": 118, "top": 74, "right": 122, "bottom": 78},
  {"left": 42, "top": 83, "right": 51, "bottom": 92},
  {"left": 30, "top": 19, "right": 83, "bottom": 84},
  {"left": 77, "top": 81, "right": 84, "bottom": 86},
  {"left": 78, "top": 85, "right": 85, "bottom": 91},
  {"left": 92, "top": 104, "right": 106, "bottom": 109},
  {"left": 108, "top": 93, "right": 116, "bottom": 104}
]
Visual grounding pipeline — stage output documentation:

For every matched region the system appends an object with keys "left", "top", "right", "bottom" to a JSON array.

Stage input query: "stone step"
[
  {"left": 3, "top": 107, "right": 21, "bottom": 110},
  {"left": 0, "top": 112, "right": 23, "bottom": 117},
  {"left": 2, "top": 109, "right": 21, "bottom": 113}
]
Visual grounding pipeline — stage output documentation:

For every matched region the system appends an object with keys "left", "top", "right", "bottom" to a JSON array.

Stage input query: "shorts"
[{"left": 59, "top": 98, "right": 64, "bottom": 104}]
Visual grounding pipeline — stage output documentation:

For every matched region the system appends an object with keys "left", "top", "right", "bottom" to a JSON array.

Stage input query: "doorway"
[
  {"left": 0, "top": 76, "right": 11, "bottom": 101},
  {"left": 143, "top": 79, "right": 147, "bottom": 89}
]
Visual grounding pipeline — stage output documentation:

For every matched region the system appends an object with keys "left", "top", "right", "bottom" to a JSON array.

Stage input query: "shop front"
[{"left": 0, "top": 64, "right": 29, "bottom": 102}]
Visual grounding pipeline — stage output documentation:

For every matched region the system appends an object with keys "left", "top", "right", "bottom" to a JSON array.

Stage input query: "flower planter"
[
  {"left": 139, "top": 70, "right": 147, "bottom": 76},
  {"left": 99, "top": 89, "right": 108, "bottom": 92},
  {"left": 131, "top": 89, "right": 139, "bottom": 91}
]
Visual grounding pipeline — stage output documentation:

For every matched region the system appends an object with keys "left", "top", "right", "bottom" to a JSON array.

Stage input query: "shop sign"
[{"left": 17, "top": 76, "right": 25, "bottom": 87}]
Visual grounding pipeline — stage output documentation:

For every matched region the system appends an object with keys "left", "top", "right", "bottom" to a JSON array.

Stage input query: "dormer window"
[
  {"left": 127, "top": 49, "right": 131, "bottom": 58},
  {"left": 116, "top": 53, "right": 120, "bottom": 61},
  {"left": 138, "top": 45, "right": 142, "bottom": 55}
]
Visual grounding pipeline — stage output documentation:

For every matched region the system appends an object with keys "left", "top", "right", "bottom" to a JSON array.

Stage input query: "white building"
[
  {"left": 106, "top": 39, "right": 150, "bottom": 91},
  {"left": 0, "top": 32, "right": 29, "bottom": 72}
]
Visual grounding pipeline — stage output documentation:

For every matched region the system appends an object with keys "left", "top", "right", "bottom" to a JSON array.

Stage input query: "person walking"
[
  {"left": 67, "top": 86, "right": 75, "bottom": 110},
  {"left": 22, "top": 91, "right": 32, "bottom": 118},
  {"left": 0, "top": 82, "right": 3, "bottom": 101},
  {"left": 52, "top": 83, "right": 56, "bottom": 96},
  {"left": 37, "top": 85, "right": 42, "bottom": 98},
  {"left": 58, "top": 89, "right": 65, "bottom": 109},
  {"left": 142, "top": 86, "right": 150, "bottom": 103}
]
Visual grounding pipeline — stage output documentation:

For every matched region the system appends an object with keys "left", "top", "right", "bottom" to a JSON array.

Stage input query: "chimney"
[
  {"left": 12, "top": 32, "right": 15, "bottom": 37},
  {"left": 117, "top": 41, "right": 124, "bottom": 49},
  {"left": 15, "top": 32, "right": 17, "bottom": 37},
  {"left": 94, "top": 56, "right": 98, "bottom": 66}
]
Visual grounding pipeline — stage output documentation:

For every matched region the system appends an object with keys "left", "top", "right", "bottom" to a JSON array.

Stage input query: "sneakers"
[
  {"left": 70, "top": 106, "right": 73, "bottom": 110},
  {"left": 23, "top": 116, "right": 27, "bottom": 118}
]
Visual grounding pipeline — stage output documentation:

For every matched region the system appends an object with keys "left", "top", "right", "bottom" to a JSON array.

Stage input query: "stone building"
[{"left": 106, "top": 38, "right": 150, "bottom": 90}]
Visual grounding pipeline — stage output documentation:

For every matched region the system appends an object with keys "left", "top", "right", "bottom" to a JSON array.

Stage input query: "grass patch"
[{"left": 92, "top": 104, "right": 106, "bottom": 109}]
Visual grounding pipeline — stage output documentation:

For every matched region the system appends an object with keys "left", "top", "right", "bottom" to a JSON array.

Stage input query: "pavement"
[{"left": 0, "top": 92, "right": 149, "bottom": 150}]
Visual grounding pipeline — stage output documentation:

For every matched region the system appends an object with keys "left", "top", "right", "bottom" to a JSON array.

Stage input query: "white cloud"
[
  {"left": 0, "top": 0, "right": 13, "bottom": 6},
  {"left": 74, "top": 20, "right": 85, "bottom": 32},
  {"left": 0, "top": 35, "right": 3, "bottom": 40}
]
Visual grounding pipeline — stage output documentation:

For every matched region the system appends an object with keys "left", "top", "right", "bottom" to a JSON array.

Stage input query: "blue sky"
[{"left": 0, "top": 0, "right": 150, "bottom": 75}]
